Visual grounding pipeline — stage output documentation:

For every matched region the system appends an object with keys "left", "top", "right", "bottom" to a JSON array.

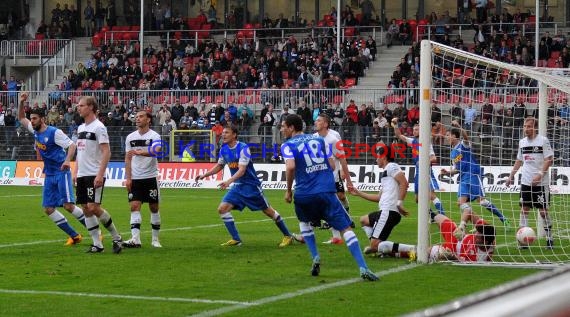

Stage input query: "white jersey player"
[{"left": 123, "top": 111, "right": 163, "bottom": 248}]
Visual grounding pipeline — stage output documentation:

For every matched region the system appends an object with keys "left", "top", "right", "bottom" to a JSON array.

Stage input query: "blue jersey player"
[
  {"left": 280, "top": 114, "right": 378, "bottom": 281},
  {"left": 391, "top": 118, "right": 445, "bottom": 221},
  {"left": 195, "top": 124, "right": 296, "bottom": 247},
  {"left": 441, "top": 120, "right": 509, "bottom": 236},
  {"left": 18, "top": 92, "right": 86, "bottom": 246}
]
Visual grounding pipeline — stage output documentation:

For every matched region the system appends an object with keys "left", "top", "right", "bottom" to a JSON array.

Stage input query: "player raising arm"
[
  {"left": 18, "top": 92, "right": 86, "bottom": 246},
  {"left": 391, "top": 117, "right": 445, "bottom": 221}
]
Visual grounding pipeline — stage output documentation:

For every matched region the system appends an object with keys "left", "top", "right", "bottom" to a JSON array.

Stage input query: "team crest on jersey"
[
  {"left": 44, "top": 137, "right": 49, "bottom": 142},
  {"left": 86, "top": 132, "right": 91, "bottom": 138},
  {"left": 145, "top": 139, "right": 150, "bottom": 145}
]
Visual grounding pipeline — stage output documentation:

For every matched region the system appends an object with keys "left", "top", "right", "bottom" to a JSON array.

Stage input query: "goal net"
[
  {"left": 416, "top": 40, "right": 570, "bottom": 265},
  {"left": 170, "top": 129, "right": 216, "bottom": 162}
]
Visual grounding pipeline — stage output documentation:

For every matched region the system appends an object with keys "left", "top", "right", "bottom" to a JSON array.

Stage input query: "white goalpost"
[{"left": 417, "top": 40, "right": 570, "bottom": 265}]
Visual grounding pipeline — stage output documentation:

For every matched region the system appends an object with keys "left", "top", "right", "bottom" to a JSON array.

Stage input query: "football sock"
[
  {"left": 99, "top": 209, "right": 121, "bottom": 241},
  {"left": 130, "top": 211, "right": 142, "bottom": 241},
  {"left": 300, "top": 222, "right": 319, "bottom": 259},
  {"left": 543, "top": 214, "right": 553, "bottom": 241},
  {"left": 378, "top": 241, "right": 415, "bottom": 257},
  {"left": 151, "top": 211, "right": 161, "bottom": 241},
  {"left": 70, "top": 206, "right": 86, "bottom": 226},
  {"left": 343, "top": 230, "right": 367, "bottom": 269},
  {"left": 85, "top": 215, "right": 103, "bottom": 248},
  {"left": 432, "top": 197, "right": 445, "bottom": 215},
  {"left": 331, "top": 229, "right": 342, "bottom": 239},
  {"left": 49, "top": 210, "right": 79, "bottom": 238},
  {"left": 481, "top": 200, "right": 506, "bottom": 222},
  {"left": 272, "top": 211, "right": 291, "bottom": 236},
  {"left": 362, "top": 226, "right": 373, "bottom": 238},
  {"left": 221, "top": 212, "right": 240, "bottom": 241},
  {"left": 520, "top": 212, "right": 529, "bottom": 228}
]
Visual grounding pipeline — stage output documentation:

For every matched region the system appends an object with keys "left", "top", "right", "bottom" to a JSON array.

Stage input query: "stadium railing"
[
  {"left": 3, "top": 86, "right": 568, "bottom": 165},
  {"left": 0, "top": 39, "right": 72, "bottom": 62}
]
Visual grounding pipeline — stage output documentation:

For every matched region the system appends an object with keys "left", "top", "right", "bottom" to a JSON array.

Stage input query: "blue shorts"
[
  {"left": 458, "top": 174, "right": 484, "bottom": 202},
  {"left": 414, "top": 168, "right": 440, "bottom": 194},
  {"left": 43, "top": 171, "right": 75, "bottom": 208},
  {"left": 222, "top": 183, "right": 269, "bottom": 211},
  {"left": 294, "top": 193, "right": 352, "bottom": 231}
]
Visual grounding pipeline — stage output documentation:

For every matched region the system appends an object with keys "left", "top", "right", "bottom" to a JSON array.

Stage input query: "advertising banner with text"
[{"left": 1, "top": 161, "right": 569, "bottom": 194}]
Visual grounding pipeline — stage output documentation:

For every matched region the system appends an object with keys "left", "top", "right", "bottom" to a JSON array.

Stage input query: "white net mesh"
[{"left": 425, "top": 41, "right": 570, "bottom": 265}]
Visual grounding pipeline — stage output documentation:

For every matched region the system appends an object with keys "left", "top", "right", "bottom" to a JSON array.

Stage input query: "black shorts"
[
  {"left": 335, "top": 171, "right": 345, "bottom": 193},
  {"left": 129, "top": 177, "right": 160, "bottom": 204},
  {"left": 76, "top": 176, "right": 105, "bottom": 204},
  {"left": 369, "top": 210, "right": 402, "bottom": 241},
  {"left": 520, "top": 184, "right": 550, "bottom": 210}
]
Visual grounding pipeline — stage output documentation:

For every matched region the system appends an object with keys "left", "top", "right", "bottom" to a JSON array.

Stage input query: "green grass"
[{"left": 0, "top": 186, "right": 540, "bottom": 316}]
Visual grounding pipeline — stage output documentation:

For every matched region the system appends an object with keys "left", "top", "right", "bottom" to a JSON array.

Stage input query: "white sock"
[
  {"left": 99, "top": 209, "right": 121, "bottom": 241},
  {"left": 85, "top": 215, "right": 103, "bottom": 248},
  {"left": 151, "top": 212, "right": 161, "bottom": 241},
  {"left": 331, "top": 229, "right": 341, "bottom": 239},
  {"left": 520, "top": 212, "right": 528, "bottom": 228},
  {"left": 362, "top": 226, "right": 373, "bottom": 238},
  {"left": 71, "top": 206, "right": 85, "bottom": 225},
  {"left": 130, "top": 211, "right": 142, "bottom": 242},
  {"left": 48, "top": 210, "right": 66, "bottom": 225}
]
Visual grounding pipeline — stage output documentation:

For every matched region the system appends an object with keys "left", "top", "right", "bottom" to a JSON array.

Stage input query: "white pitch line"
[
  {"left": 0, "top": 217, "right": 297, "bottom": 249},
  {"left": 0, "top": 194, "right": 41, "bottom": 198},
  {"left": 189, "top": 263, "right": 419, "bottom": 317},
  {"left": 0, "top": 289, "right": 254, "bottom": 306}
]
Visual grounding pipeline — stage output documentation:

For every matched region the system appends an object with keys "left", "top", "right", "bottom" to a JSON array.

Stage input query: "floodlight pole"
[
  {"left": 336, "top": 0, "right": 341, "bottom": 58},
  {"left": 140, "top": 0, "right": 144, "bottom": 65},
  {"left": 535, "top": 0, "right": 539, "bottom": 67}
]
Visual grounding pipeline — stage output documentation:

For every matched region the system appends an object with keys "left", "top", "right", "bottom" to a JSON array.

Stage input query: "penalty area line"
[
  {"left": 0, "top": 289, "right": 254, "bottom": 306},
  {"left": 188, "top": 263, "right": 419, "bottom": 317}
]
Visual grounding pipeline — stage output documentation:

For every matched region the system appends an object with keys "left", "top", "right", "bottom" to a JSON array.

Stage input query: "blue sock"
[
  {"left": 49, "top": 210, "right": 79, "bottom": 238},
  {"left": 433, "top": 198, "right": 445, "bottom": 215},
  {"left": 221, "top": 212, "right": 241, "bottom": 241},
  {"left": 483, "top": 202, "right": 506, "bottom": 222},
  {"left": 273, "top": 212, "right": 291, "bottom": 236},
  {"left": 302, "top": 230, "right": 319, "bottom": 259},
  {"left": 343, "top": 231, "right": 368, "bottom": 269}
]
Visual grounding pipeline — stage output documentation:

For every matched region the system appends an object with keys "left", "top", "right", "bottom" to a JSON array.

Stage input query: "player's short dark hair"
[
  {"left": 375, "top": 142, "right": 395, "bottom": 162},
  {"left": 317, "top": 113, "right": 331, "bottom": 127},
  {"left": 450, "top": 128, "right": 461, "bottom": 139},
  {"left": 224, "top": 123, "right": 239, "bottom": 137},
  {"left": 30, "top": 108, "right": 46, "bottom": 118},
  {"left": 139, "top": 110, "right": 153, "bottom": 120},
  {"left": 476, "top": 222, "right": 496, "bottom": 246},
  {"left": 284, "top": 114, "right": 303, "bottom": 132}
]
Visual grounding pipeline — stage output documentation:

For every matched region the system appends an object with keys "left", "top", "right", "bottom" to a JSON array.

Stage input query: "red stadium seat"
[{"left": 333, "top": 95, "right": 344, "bottom": 104}]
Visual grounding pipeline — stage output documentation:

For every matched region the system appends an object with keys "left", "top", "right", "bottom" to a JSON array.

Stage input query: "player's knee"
[
  {"left": 479, "top": 199, "right": 491, "bottom": 208},
  {"left": 62, "top": 203, "right": 74, "bottom": 212},
  {"left": 337, "top": 192, "right": 346, "bottom": 201},
  {"left": 130, "top": 202, "right": 142, "bottom": 211},
  {"left": 460, "top": 203, "right": 471, "bottom": 213},
  {"left": 44, "top": 208, "right": 55, "bottom": 215},
  {"left": 359, "top": 215, "right": 369, "bottom": 226}
]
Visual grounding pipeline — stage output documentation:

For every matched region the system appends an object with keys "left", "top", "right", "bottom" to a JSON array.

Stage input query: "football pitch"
[{"left": 0, "top": 186, "right": 538, "bottom": 316}]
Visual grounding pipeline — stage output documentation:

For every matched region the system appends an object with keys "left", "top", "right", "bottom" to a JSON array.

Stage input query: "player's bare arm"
[
  {"left": 391, "top": 118, "right": 409, "bottom": 143},
  {"left": 17, "top": 92, "right": 31, "bottom": 127},
  {"left": 284, "top": 158, "right": 295, "bottom": 203},
  {"left": 219, "top": 164, "right": 246, "bottom": 190},
  {"left": 195, "top": 164, "right": 223, "bottom": 182},
  {"left": 94, "top": 143, "right": 111, "bottom": 188}
]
